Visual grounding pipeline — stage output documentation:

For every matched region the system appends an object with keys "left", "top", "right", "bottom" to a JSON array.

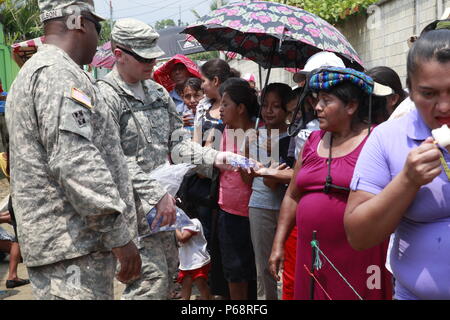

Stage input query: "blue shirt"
[
  {"left": 170, "top": 89, "right": 188, "bottom": 115},
  {"left": 351, "top": 108, "right": 450, "bottom": 300}
]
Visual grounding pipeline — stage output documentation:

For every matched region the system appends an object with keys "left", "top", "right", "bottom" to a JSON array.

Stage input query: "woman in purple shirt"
[{"left": 345, "top": 29, "right": 450, "bottom": 299}]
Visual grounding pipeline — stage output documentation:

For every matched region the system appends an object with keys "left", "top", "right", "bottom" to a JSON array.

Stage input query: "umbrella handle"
[{"left": 254, "top": 40, "right": 277, "bottom": 131}]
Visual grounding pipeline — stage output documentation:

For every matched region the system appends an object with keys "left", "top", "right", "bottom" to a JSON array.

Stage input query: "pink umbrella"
[
  {"left": 11, "top": 36, "right": 45, "bottom": 67},
  {"left": 91, "top": 41, "right": 115, "bottom": 69}
]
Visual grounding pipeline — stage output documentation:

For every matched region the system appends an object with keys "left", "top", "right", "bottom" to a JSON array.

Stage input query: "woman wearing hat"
[
  {"left": 153, "top": 54, "right": 202, "bottom": 115},
  {"left": 269, "top": 67, "right": 393, "bottom": 300}
]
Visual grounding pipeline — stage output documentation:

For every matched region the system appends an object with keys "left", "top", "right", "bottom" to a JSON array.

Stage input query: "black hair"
[
  {"left": 407, "top": 29, "right": 450, "bottom": 89},
  {"left": 200, "top": 58, "right": 232, "bottom": 84},
  {"left": 222, "top": 83, "right": 259, "bottom": 119},
  {"left": 260, "top": 83, "right": 292, "bottom": 111},
  {"left": 219, "top": 77, "right": 250, "bottom": 97},
  {"left": 183, "top": 77, "right": 202, "bottom": 92},
  {"left": 230, "top": 68, "right": 241, "bottom": 78},
  {"left": 367, "top": 66, "right": 407, "bottom": 103},
  {"left": 288, "top": 87, "right": 304, "bottom": 102},
  {"left": 367, "top": 66, "right": 408, "bottom": 121},
  {"left": 420, "top": 19, "right": 450, "bottom": 36}
]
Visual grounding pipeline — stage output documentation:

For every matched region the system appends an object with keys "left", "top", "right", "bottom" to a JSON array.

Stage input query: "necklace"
[{"left": 323, "top": 134, "right": 351, "bottom": 194}]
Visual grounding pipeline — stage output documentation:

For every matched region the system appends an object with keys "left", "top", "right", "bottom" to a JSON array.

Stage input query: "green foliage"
[
  {"left": 188, "top": 50, "right": 219, "bottom": 61},
  {"left": 192, "top": 0, "right": 229, "bottom": 22},
  {"left": 154, "top": 19, "right": 176, "bottom": 31},
  {"left": 0, "top": 0, "right": 42, "bottom": 45},
  {"left": 99, "top": 19, "right": 112, "bottom": 45},
  {"left": 268, "top": 0, "right": 379, "bottom": 24},
  {"left": 210, "top": 0, "right": 229, "bottom": 12}
]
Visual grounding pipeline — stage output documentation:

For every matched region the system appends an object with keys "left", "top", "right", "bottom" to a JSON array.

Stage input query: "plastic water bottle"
[{"left": 183, "top": 109, "right": 195, "bottom": 132}]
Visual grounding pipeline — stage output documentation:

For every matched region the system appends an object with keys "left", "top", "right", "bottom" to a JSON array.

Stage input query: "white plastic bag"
[{"left": 148, "top": 162, "right": 195, "bottom": 196}]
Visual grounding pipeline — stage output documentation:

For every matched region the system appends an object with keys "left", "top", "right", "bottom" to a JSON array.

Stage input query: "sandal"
[{"left": 6, "top": 279, "right": 30, "bottom": 289}]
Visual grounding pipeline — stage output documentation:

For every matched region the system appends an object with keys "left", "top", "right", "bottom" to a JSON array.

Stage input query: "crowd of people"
[{"left": 0, "top": 0, "right": 449, "bottom": 301}]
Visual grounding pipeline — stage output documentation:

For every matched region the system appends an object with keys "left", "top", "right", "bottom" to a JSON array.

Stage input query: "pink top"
[
  {"left": 218, "top": 127, "right": 252, "bottom": 217},
  {"left": 294, "top": 130, "right": 392, "bottom": 300}
]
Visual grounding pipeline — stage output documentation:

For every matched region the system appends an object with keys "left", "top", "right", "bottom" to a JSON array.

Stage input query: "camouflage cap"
[
  {"left": 38, "top": 0, "right": 105, "bottom": 23},
  {"left": 112, "top": 18, "right": 165, "bottom": 60}
]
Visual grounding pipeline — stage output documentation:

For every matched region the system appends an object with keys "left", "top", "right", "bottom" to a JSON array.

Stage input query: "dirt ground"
[
  {"left": 0, "top": 178, "right": 8, "bottom": 202},
  {"left": 0, "top": 178, "right": 128, "bottom": 300},
  {"left": 0, "top": 178, "right": 281, "bottom": 300}
]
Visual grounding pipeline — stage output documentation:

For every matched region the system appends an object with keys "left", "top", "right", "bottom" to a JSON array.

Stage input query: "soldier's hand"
[
  {"left": 213, "top": 151, "right": 239, "bottom": 172},
  {"left": 153, "top": 193, "right": 177, "bottom": 229},
  {"left": 112, "top": 241, "right": 142, "bottom": 284}
]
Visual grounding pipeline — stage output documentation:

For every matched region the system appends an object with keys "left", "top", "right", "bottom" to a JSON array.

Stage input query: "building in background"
[{"left": 339, "top": 0, "right": 450, "bottom": 85}]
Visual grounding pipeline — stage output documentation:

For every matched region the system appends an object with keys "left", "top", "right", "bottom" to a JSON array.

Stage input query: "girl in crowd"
[
  {"left": 217, "top": 83, "right": 259, "bottom": 300},
  {"left": 196, "top": 58, "right": 231, "bottom": 146},
  {"left": 244, "top": 83, "right": 293, "bottom": 299},
  {"left": 181, "top": 77, "right": 204, "bottom": 130},
  {"left": 344, "top": 29, "right": 450, "bottom": 300},
  {"left": 367, "top": 66, "right": 408, "bottom": 122},
  {"left": 270, "top": 67, "right": 393, "bottom": 300},
  {"left": 153, "top": 54, "right": 202, "bottom": 114}
]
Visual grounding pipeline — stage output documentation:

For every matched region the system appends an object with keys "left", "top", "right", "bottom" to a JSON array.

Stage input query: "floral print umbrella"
[{"left": 183, "top": 1, "right": 364, "bottom": 70}]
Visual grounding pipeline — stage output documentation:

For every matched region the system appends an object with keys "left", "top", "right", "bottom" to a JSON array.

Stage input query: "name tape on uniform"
[{"left": 39, "top": 9, "right": 64, "bottom": 22}]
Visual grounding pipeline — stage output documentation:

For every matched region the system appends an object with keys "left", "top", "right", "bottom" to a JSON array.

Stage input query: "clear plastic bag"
[
  {"left": 228, "top": 154, "right": 260, "bottom": 169},
  {"left": 148, "top": 162, "right": 195, "bottom": 196},
  {"left": 142, "top": 163, "right": 196, "bottom": 236},
  {"left": 144, "top": 207, "right": 193, "bottom": 235}
]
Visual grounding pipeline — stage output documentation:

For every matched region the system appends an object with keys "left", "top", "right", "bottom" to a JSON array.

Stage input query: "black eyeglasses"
[
  {"left": 117, "top": 46, "right": 156, "bottom": 64},
  {"left": 82, "top": 15, "right": 102, "bottom": 35}
]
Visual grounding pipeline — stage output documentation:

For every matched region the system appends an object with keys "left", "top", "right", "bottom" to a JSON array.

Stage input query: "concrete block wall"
[
  {"left": 224, "top": 0, "right": 450, "bottom": 89},
  {"left": 228, "top": 58, "right": 296, "bottom": 91},
  {"left": 338, "top": 0, "right": 450, "bottom": 86}
]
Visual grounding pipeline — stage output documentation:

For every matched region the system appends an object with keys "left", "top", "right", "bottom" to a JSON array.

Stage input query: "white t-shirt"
[{"left": 178, "top": 218, "right": 211, "bottom": 271}]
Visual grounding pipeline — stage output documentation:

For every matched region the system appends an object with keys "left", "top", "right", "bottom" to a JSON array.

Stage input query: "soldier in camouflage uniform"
[
  {"left": 97, "top": 18, "right": 233, "bottom": 300},
  {"left": 5, "top": 1, "right": 141, "bottom": 300}
]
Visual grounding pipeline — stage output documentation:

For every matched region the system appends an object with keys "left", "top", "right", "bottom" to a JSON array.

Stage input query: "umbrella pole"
[
  {"left": 258, "top": 65, "right": 263, "bottom": 92},
  {"left": 254, "top": 64, "right": 272, "bottom": 130},
  {"left": 255, "top": 40, "right": 278, "bottom": 131}
]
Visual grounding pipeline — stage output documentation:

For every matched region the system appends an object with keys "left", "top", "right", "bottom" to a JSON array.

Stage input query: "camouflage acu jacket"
[
  {"left": 98, "top": 67, "right": 218, "bottom": 237},
  {"left": 5, "top": 45, "right": 137, "bottom": 267}
]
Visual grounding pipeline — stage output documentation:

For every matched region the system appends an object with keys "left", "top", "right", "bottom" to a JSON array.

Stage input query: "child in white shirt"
[{"left": 176, "top": 218, "right": 211, "bottom": 300}]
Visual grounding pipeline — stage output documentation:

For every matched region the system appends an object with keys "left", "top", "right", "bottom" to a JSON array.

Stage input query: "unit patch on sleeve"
[{"left": 72, "top": 110, "right": 87, "bottom": 127}]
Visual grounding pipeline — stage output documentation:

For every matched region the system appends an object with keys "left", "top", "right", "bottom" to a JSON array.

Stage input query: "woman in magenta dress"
[{"left": 270, "top": 67, "right": 393, "bottom": 300}]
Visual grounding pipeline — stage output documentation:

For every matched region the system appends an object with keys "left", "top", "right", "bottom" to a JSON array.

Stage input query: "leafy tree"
[
  {"left": 188, "top": 50, "right": 219, "bottom": 61},
  {"left": 99, "top": 19, "right": 113, "bottom": 45},
  {"left": 268, "top": 0, "right": 379, "bottom": 24},
  {"left": 154, "top": 19, "right": 176, "bottom": 30},
  {"left": 191, "top": 0, "right": 229, "bottom": 21},
  {"left": 0, "top": 0, "right": 42, "bottom": 45}
]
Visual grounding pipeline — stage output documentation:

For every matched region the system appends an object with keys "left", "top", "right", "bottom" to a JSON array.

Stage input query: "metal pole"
[
  {"left": 109, "top": 0, "right": 113, "bottom": 30},
  {"left": 310, "top": 230, "right": 317, "bottom": 300},
  {"left": 258, "top": 65, "right": 262, "bottom": 92}
]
